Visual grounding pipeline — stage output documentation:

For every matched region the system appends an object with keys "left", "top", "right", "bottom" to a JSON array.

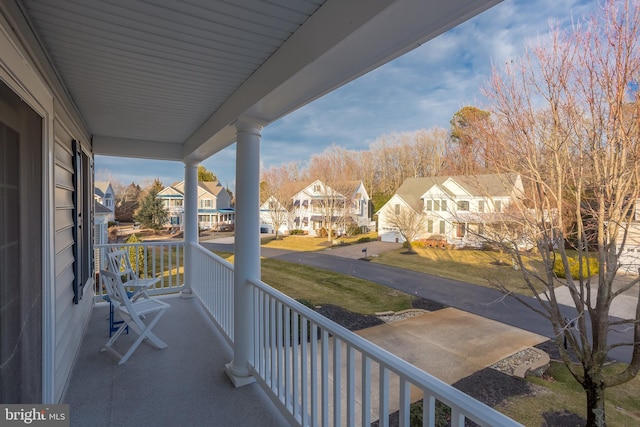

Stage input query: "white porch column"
[
  {"left": 226, "top": 119, "right": 262, "bottom": 387},
  {"left": 181, "top": 160, "right": 198, "bottom": 298}
]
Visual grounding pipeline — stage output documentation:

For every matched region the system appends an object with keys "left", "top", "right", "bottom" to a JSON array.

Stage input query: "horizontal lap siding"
[{"left": 53, "top": 117, "right": 93, "bottom": 402}]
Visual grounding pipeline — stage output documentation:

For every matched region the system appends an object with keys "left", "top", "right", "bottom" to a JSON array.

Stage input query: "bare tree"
[
  {"left": 480, "top": 2, "right": 640, "bottom": 425},
  {"left": 115, "top": 182, "right": 141, "bottom": 223},
  {"left": 379, "top": 198, "right": 427, "bottom": 253},
  {"left": 369, "top": 128, "right": 448, "bottom": 205},
  {"left": 308, "top": 145, "right": 355, "bottom": 241},
  {"left": 261, "top": 163, "right": 301, "bottom": 239}
]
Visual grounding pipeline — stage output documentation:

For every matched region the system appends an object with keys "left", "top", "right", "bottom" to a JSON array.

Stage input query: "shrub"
[
  {"left": 125, "top": 234, "right": 147, "bottom": 277},
  {"left": 289, "top": 229, "right": 305, "bottom": 235},
  {"left": 553, "top": 255, "right": 599, "bottom": 279},
  {"left": 345, "top": 223, "right": 362, "bottom": 236},
  {"left": 356, "top": 236, "right": 372, "bottom": 244},
  {"left": 319, "top": 227, "right": 337, "bottom": 238},
  {"left": 108, "top": 226, "right": 118, "bottom": 242}
]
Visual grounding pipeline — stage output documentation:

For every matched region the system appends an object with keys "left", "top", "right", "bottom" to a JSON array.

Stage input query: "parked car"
[{"left": 216, "top": 223, "right": 234, "bottom": 232}]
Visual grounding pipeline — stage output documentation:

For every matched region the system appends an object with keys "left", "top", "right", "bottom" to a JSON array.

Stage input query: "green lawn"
[
  {"left": 261, "top": 232, "right": 378, "bottom": 252},
  {"left": 262, "top": 233, "right": 547, "bottom": 296},
  {"left": 212, "top": 251, "right": 414, "bottom": 314},
  {"left": 371, "top": 246, "right": 546, "bottom": 296}
]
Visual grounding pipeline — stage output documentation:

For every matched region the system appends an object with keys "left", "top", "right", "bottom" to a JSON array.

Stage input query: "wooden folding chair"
[{"left": 99, "top": 269, "right": 170, "bottom": 364}]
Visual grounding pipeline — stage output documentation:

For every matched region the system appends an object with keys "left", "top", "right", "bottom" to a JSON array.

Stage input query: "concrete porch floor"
[{"left": 63, "top": 294, "right": 288, "bottom": 427}]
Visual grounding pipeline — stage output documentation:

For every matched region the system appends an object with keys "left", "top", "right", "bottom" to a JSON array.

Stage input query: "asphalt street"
[{"left": 201, "top": 241, "right": 634, "bottom": 363}]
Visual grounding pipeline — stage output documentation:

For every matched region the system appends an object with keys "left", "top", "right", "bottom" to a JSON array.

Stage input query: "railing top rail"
[
  {"left": 95, "top": 241, "right": 184, "bottom": 249},
  {"left": 191, "top": 243, "right": 234, "bottom": 270},
  {"left": 248, "top": 276, "right": 521, "bottom": 427}
]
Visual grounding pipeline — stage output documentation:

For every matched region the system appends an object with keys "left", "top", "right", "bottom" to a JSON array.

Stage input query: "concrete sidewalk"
[{"left": 547, "top": 279, "right": 639, "bottom": 320}]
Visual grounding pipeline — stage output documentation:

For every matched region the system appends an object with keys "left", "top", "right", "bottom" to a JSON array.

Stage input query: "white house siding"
[
  {"left": 1, "top": 9, "right": 95, "bottom": 402},
  {"left": 619, "top": 223, "right": 640, "bottom": 274},
  {"left": 53, "top": 117, "right": 94, "bottom": 402},
  {"left": 378, "top": 195, "right": 408, "bottom": 243}
]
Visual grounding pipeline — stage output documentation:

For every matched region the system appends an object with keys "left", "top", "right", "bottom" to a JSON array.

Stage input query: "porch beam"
[
  {"left": 226, "top": 118, "right": 263, "bottom": 387},
  {"left": 181, "top": 160, "right": 198, "bottom": 297},
  {"left": 93, "top": 136, "right": 183, "bottom": 161}
]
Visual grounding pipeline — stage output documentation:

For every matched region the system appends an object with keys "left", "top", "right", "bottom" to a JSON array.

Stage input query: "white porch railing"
[
  {"left": 94, "top": 242, "right": 185, "bottom": 300},
  {"left": 191, "top": 244, "right": 234, "bottom": 343},
  {"left": 190, "top": 243, "right": 521, "bottom": 427}
]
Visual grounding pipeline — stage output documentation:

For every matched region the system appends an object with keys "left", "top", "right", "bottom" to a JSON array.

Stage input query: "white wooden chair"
[
  {"left": 106, "top": 249, "right": 160, "bottom": 299},
  {"left": 99, "top": 269, "right": 170, "bottom": 364}
]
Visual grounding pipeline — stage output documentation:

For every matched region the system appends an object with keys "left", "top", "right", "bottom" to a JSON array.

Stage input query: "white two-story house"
[
  {"left": 378, "top": 173, "right": 524, "bottom": 246},
  {"left": 286, "top": 179, "right": 374, "bottom": 236},
  {"left": 158, "top": 180, "right": 234, "bottom": 230}
]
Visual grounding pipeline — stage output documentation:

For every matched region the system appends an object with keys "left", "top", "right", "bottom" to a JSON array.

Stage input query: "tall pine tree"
[{"left": 134, "top": 179, "right": 168, "bottom": 230}]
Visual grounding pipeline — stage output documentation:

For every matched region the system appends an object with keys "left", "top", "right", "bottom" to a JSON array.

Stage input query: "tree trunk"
[{"left": 585, "top": 376, "right": 606, "bottom": 427}]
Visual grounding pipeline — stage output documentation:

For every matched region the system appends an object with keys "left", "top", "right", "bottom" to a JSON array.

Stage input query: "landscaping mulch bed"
[
  {"left": 315, "top": 304, "right": 384, "bottom": 330},
  {"left": 314, "top": 297, "right": 446, "bottom": 331}
]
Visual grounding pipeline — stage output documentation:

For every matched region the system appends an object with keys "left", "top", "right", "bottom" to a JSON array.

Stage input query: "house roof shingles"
[{"left": 395, "top": 173, "right": 520, "bottom": 207}]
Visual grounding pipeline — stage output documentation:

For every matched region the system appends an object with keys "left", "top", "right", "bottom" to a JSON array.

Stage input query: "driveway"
[
  {"left": 359, "top": 308, "right": 546, "bottom": 384},
  {"left": 321, "top": 241, "right": 402, "bottom": 259}
]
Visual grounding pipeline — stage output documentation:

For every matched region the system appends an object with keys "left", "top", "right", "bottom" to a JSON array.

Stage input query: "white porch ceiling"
[{"left": 17, "top": 0, "right": 501, "bottom": 162}]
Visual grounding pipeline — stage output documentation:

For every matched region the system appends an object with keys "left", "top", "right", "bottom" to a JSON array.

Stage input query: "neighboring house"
[
  {"left": 157, "top": 181, "right": 234, "bottom": 230},
  {"left": 618, "top": 199, "right": 640, "bottom": 274},
  {"left": 94, "top": 181, "right": 116, "bottom": 250},
  {"left": 288, "top": 179, "right": 375, "bottom": 236},
  {"left": 94, "top": 181, "right": 115, "bottom": 223},
  {"left": 259, "top": 196, "right": 290, "bottom": 234},
  {"left": 259, "top": 179, "right": 375, "bottom": 236},
  {"left": 94, "top": 202, "right": 112, "bottom": 245},
  {"left": 378, "top": 173, "right": 524, "bottom": 246}
]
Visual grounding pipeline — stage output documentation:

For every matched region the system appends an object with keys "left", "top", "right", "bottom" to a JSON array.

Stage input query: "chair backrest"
[
  {"left": 107, "top": 250, "right": 138, "bottom": 282},
  {"left": 100, "top": 269, "right": 128, "bottom": 307}
]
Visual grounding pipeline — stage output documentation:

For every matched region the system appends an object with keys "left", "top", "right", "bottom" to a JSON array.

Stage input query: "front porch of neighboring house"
[{"left": 87, "top": 237, "right": 520, "bottom": 426}]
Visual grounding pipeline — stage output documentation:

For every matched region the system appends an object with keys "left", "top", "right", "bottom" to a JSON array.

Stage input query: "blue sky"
[{"left": 95, "top": 0, "right": 596, "bottom": 190}]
